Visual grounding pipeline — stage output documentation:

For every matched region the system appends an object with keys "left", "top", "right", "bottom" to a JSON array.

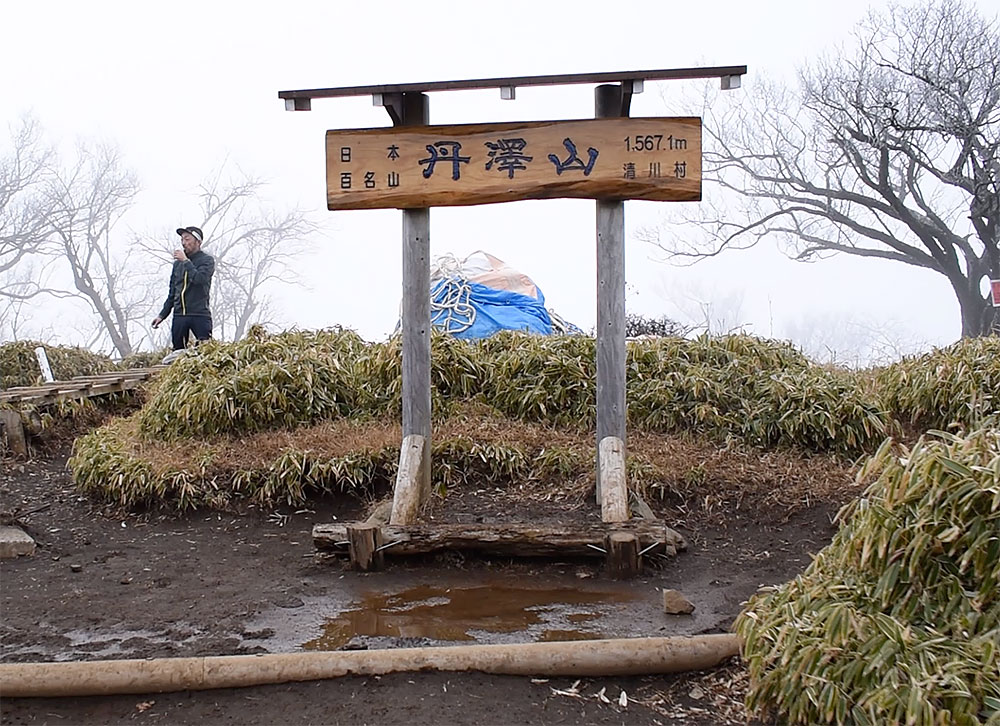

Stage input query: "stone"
[
  {"left": 662, "top": 588, "right": 695, "bottom": 614},
  {"left": 0, "top": 525, "right": 36, "bottom": 558}
]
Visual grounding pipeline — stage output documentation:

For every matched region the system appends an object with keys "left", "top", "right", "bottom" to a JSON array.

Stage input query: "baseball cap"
[{"left": 176, "top": 226, "right": 204, "bottom": 243}]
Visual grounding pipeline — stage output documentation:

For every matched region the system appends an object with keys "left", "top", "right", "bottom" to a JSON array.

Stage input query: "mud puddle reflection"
[{"left": 303, "top": 583, "right": 634, "bottom": 650}]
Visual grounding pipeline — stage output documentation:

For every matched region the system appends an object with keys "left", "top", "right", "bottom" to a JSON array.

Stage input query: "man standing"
[{"left": 152, "top": 226, "right": 215, "bottom": 350}]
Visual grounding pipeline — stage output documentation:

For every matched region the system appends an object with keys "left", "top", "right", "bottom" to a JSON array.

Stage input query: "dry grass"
[{"left": 71, "top": 403, "right": 858, "bottom": 519}]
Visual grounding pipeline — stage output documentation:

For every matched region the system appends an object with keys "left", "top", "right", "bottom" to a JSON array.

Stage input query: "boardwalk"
[{"left": 0, "top": 367, "right": 165, "bottom": 405}]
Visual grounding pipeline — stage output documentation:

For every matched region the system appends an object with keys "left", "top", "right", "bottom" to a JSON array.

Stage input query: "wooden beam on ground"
[
  {"left": 0, "top": 410, "right": 28, "bottom": 458},
  {"left": 599, "top": 436, "right": 629, "bottom": 523},
  {"left": 314, "top": 521, "right": 685, "bottom": 560},
  {"left": 390, "top": 434, "right": 428, "bottom": 525},
  {"left": 605, "top": 532, "right": 640, "bottom": 578}
]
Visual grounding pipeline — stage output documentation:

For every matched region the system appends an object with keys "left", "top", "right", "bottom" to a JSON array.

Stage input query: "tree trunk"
[{"left": 958, "top": 289, "right": 996, "bottom": 338}]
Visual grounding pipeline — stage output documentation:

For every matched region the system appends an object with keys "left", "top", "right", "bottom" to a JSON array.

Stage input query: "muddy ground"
[{"left": 1, "top": 439, "right": 846, "bottom": 725}]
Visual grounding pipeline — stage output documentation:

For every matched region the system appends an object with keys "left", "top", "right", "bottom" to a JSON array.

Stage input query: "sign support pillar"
[
  {"left": 595, "top": 83, "right": 627, "bottom": 505},
  {"left": 398, "top": 92, "right": 432, "bottom": 517}
]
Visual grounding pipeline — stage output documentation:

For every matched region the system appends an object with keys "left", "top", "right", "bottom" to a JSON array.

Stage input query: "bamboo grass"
[{"left": 736, "top": 428, "right": 1000, "bottom": 725}]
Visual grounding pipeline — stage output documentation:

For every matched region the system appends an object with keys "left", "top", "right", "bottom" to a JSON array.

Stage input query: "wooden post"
[
  {"left": 390, "top": 434, "right": 427, "bottom": 525},
  {"left": 599, "top": 436, "right": 629, "bottom": 522},
  {"left": 347, "top": 523, "right": 384, "bottom": 572},
  {"left": 399, "top": 92, "right": 433, "bottom": 511},
  {"left": 0, "top": 410, "right": 27, "bottom": 459},
  {"left": 595, "top": 83, "right": 627, "bottom": 504},
  {"left": 605, "top": 532, "right": 640, "bottom": 579}
]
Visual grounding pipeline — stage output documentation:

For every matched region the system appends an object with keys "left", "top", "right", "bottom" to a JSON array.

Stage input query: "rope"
[
  {"left": 548, "top": 308, "right": 582, "bottom": 335},
  {"left": 430, "top": 277, "right": 477, "bottom": 334}
]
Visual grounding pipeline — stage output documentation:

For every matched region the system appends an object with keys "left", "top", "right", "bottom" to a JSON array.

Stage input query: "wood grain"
[
  {"left": 314, "top": 521, "right": 686, "bottom": 559},
  {"left": 326, "top": 117, "right": 701, "bottom": 209}
]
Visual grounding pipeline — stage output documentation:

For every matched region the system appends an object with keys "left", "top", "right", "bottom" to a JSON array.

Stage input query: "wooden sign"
[{"left": 326, "top": 117, "right": 700, "bottom": 210}]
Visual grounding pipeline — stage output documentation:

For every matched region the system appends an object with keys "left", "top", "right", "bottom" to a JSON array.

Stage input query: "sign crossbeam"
[{"left": 279, "top": 66, "right": 747, "bottom": 110}]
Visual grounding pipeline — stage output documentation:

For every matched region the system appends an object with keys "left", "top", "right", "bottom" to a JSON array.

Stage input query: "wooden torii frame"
[{"left": 279, "top": 65, "right": 745, "bottom": 576}]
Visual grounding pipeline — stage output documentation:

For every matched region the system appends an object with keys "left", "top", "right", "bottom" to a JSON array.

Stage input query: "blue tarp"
[{"left": 431, "top": 279, "right": 552, "bottom": 339}]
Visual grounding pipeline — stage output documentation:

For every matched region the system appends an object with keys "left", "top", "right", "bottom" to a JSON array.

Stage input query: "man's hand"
[
  {"left": 152, "top": 316, "right": 162, "bottom": 329},
  {"left": 173, "top": 249, "right": 188, "bottom": 262}
]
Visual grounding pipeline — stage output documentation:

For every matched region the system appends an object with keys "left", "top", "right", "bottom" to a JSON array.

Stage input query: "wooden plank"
[
  {"left": 314, "top": 521, "right": 686, "bottom": 558},
  {"left": 67, "top": 372, "right": 150, "bottom": 383},
  {"left": 279, "top": 65, "right": 748, "bottom": 101},
  {"left": 400, "top": 91, "right": 433, "bottom": 511},
  {"left": 605, "top": 532, "right": 640, "bottom": 578},
  {"left": 0, "top": 410, "right": 28, "bottom": 458},
  {"left": 599, "top": 436, "right": 629, "bottom": 523},
  {"left": 0, "top": 378, "right": 143, "bottom": 404},
  {"left": 326, "top": 117, "right": 701, "bottom": 210},
  {"left": 390, "top": 434, "right": 427, "bottom": 525}
]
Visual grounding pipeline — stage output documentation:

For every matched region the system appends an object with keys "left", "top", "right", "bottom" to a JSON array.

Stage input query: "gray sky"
[{"left": 3, "top": 0, "right": 985, "bottom": 361}]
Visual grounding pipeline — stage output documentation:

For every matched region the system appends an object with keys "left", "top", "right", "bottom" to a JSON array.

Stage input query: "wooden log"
[
  {"left": 314, "top": 520, "right": 685, "bottom": 559},
  {"left": 605, "top": 532, "right": 640, "bottom": 578},
  {"left": 347, "top": 523, "right": 384, "bottom": 571},
  {"left": 599, "top": 436, "right": 628, "bottom": 523},
  {"left": 390, "top": 434, "right": 427, "bottom": 525},
  {"left": 0, "top": 634, "right": 741, "bottom": 697},
  {"left": 0, "top": 409, "right": 28, "bottom": 458}
]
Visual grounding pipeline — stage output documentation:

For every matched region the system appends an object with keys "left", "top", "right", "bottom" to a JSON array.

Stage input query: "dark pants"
[{"left": 171, "top": 315, "right": 212, "bottom": 350}]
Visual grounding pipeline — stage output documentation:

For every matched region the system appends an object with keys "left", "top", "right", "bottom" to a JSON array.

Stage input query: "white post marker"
[{"left": 34, "top": 347, "right": 54, "bottom": 383}]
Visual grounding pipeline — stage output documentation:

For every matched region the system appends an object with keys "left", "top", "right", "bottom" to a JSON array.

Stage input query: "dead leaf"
[
  {"left": 595, "top": 687, "right": 610, "bottom": 704},
  {"left": 618, "top": 690, "right": 628, "bottom": 708},
  {"left": 135, "top": 701, "right": 155, "bottom": 712}
]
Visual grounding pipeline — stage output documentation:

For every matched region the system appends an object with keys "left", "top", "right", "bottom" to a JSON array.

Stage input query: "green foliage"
[
  {"left": 479, "top": 332, "right": 597, "bottom": 425},
  {"left": 875, "top": 337, "right": 1000, "bottom": 433},
  {"left": 136, "top": 326, "right": 366, "bottom": 440},
  {"left": 355, "top": 332, "right": 489, "bottom": 418},
  {"left": 64, "top": 329, "right": 996, "bottom": 515},
  {"left": 627, "top": 334, "right": 886, "bottom": 454},
  {"left": 0, "top": 340, "right": 116, "bottom": 389},
  {"left": 736, "top": 428, "right": 1000, "bottom": 725}
]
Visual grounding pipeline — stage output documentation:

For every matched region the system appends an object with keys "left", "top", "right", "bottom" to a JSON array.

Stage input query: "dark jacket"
[{"left": 158, "top": 250, "right": 215, "bottom": 319}]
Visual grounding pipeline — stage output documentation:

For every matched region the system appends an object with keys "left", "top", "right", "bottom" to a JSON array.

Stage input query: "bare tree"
[
  {"left": 1, "top": 116, "right": 52, "bottom": 276},
  {"left": 37, "top": 141, "right": 155, "bottom": 358},
  {"left": 191, "top": 165, "right": 317, "bottom": 341},
  {"left": 783, "top": 312, "right": 930, "bottom": 368},
  {"left": 650, "top": 0, "right": 999, "bottom": 337},
  {"left": 1, "top": 124, "right": 157, "bottom": 357},
  {"left": 653, "top": 279, "right": 749, "bottom": 336}
]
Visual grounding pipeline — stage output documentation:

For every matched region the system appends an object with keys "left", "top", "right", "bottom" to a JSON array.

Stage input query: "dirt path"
[{"left": 1, "top": 445, "right": 840, "bottom": 725}]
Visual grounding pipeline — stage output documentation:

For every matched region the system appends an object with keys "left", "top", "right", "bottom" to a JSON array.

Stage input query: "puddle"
[{"left": 302, "top": 583, "right": 633, "bottom": 650}]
